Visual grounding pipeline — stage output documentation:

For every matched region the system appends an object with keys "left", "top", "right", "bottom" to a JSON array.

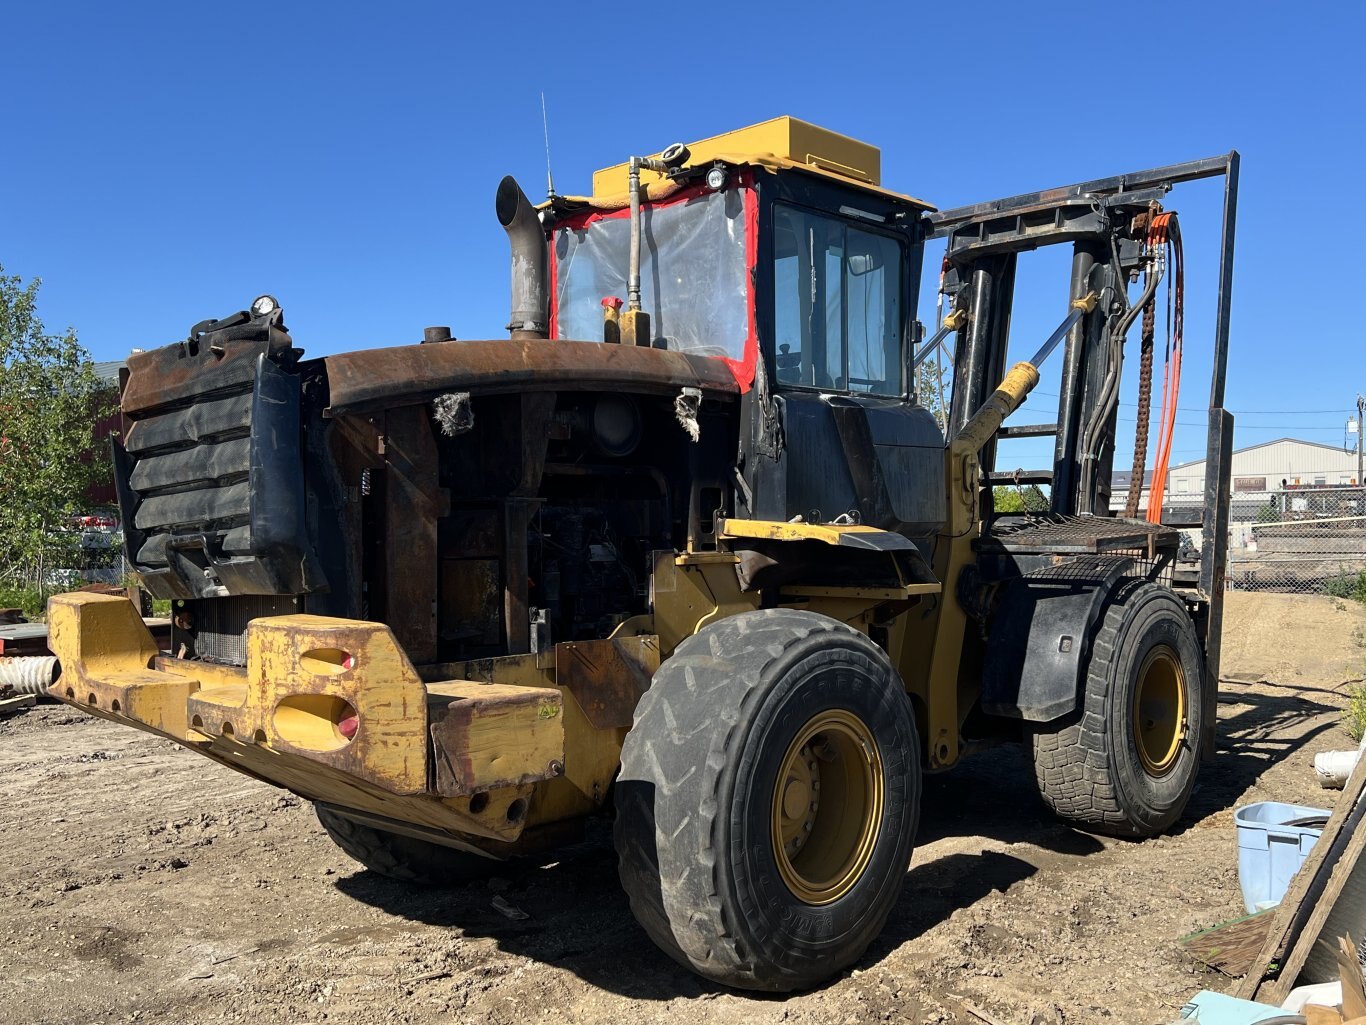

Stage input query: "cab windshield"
[
  {"left": 772, "top": 204, "right": 904, "bottom": 396},
  {"left": 552, "top": 186, "right": 750, "bottom": 363}
]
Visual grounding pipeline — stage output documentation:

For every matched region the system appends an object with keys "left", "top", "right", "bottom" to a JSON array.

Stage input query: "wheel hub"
[
  {"left": 1133, "top": 645, "right": 1188, "bottom": 777},
  {"left": 770, "top": 710, "right": 884, "bottom": 905}
]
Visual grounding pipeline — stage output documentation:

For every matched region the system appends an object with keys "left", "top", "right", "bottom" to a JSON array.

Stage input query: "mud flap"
[{"left": 980, "top": 556, "right": 1134, "bottom": 723}]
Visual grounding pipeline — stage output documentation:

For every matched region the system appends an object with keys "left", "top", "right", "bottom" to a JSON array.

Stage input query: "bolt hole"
[
  {"left": 65, "top": 687, "right": 75, "bottom": 698},
  {"left": 253, "top": 729, "right": 268, "bottom": 744},
  {"left": 506, "top": 798, "right": 528, "bottom": 824},
  {"left": 468, "top": 793, "right": 489, "bottom": 815},
  {"left": 191, "top": 714, "right": 204, "bottom": 728},
  {"left": 221, "top": 722, "right": 235, "bottom": 736},
  {"left": 111, "top": 700, "right": 121, "bottom": 713},
  {"left": 87, "top": 693, "right": 98, "bottom": 706}
]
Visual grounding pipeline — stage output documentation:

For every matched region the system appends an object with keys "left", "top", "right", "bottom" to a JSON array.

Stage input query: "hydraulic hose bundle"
[
  {"left": 1076, "top": 240, "right": 1162, "bottom": 505},
  {"left": 1145, "top": 212, "right": 1184, "bottom": 523}
]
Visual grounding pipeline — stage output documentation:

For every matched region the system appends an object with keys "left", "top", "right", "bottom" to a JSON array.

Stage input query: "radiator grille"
[{"left": 185, "top": 595, "right": 297, "bottom": 666}]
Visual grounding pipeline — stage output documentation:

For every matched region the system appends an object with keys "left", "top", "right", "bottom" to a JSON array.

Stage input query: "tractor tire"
[
  {"left": 1030, "top": 580, "right": 1205, "bottom": 838},
  {"left": 315, "top": 804, "right": 502, "bottom": 887},
  {"left": 614, "top": 608, "right": 920, "bottom": 992}
]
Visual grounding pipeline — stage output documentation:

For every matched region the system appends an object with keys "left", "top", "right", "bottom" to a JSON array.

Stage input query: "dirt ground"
[{"left": 2, "top": 592, "right": 1364, "bottom": 1025}]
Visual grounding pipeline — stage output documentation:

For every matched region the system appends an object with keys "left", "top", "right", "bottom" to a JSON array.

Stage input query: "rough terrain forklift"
[{"left": 49, "top": 117, "right": 1239, "bottom": 992}]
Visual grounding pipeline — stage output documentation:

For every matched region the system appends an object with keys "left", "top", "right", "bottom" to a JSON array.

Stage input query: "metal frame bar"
[
  {"left": 926, "top": 154, "right": 1240, "bottom": 744},
  {"left": 927, "top": 154, "right": 1237, "bottom": 233}
]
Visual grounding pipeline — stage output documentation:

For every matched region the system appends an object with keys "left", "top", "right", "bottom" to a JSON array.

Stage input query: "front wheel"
[
  {"left": 614, "top": 609, "right": 921, "bottom": 992},
  {"left": 1031, "top": 580, "right": 1206, "bottom": 837}
]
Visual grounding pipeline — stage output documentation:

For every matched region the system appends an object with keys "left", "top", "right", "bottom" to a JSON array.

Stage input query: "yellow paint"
[
  {"left": 770, "top": 709, "right": 883, "bottom": 905},
  {"left": 48, "top": 593, "right": 197, "bottom": 738},
  {"left": 427, "top": 680, "right": 564, "bottom": 797},
  {"left": 190, "top": 614, "right": 432, "bottom": 795},
  {"left": 651, "top": 551, "right": 759, "bottom": 652},
  {"left": 719, "top": 517, "right": 904, "bottom": 547},
  {"left": 779, "top": 583, "right": 940, "bottom": 601},
  {"left": 589, "top": 117, "right": 934, "bottom": 210},
  {"left": 437, "top": 648, "right": 628, "bottom": 814},
  {"left": 46, "top": 594, "right": 596, "bottom": 850},
  {"left": 595, "top": 117, "right": 878, "bottom": 189},
  {"left": 1132, "top": 645, "right": 1188, "bottom": 777},
  {"left": 1071, "top": 290, "right": 1100, "bottom": 313},
  {"left": 786, "top": 596, "right": 882, "bottom": 632},
  {"left": 201, "top": 729, "right": 533, "bottom": 844},
  {"left": 953, "top": 362, "right": 1040, "bottom": 456},
  {"left": 898, "top": 354, "right": 1047, "bottom": 768},
  {"left": 619, "top": 308, "right": 650, "bottom": 347}
]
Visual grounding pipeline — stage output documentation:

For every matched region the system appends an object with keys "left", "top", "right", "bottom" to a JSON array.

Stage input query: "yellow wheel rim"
[
  {"left": 770, "top": 710, "right": 884, "bottom": 905},
  {"left": 1132, "top": 645, "right": 1188, "bottom": 777}
]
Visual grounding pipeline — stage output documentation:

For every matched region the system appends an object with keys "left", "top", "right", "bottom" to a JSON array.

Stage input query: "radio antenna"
[{"left": 541, "top": 92, "right": 557, "bottom": 202}]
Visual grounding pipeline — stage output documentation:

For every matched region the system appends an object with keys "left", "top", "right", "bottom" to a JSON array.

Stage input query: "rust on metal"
[
  {"left": 323, "top": 339, "right": 739, "bottom": 415},
  {"left": 121, "top": 336, "right": 271, "bottom": 416},
  {"left": 325, "top": 413, "right": 385, "bottom": 615},
  {"left": 554, "top": 636, "right": 660, "bottom": 730},
  {"left": 427, "top": 681, "right": 564, "bottom": 797},
  {"left": 381, "top": 407, "right": 441, "bottom": 664}
]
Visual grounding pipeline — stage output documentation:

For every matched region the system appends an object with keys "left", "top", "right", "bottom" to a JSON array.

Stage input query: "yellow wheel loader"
[{"left": 50, "top": 117, "right": 1239, "bottom": 992}]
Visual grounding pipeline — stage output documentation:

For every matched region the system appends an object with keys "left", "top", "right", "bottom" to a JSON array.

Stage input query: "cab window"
[{"left": 772, "top": 205, "right": 903, "bottom": 395}]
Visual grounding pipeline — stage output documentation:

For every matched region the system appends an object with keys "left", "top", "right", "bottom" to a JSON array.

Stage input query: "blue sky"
[{"left": 2, "top": 1, "right": 1360, "bottom": 472}]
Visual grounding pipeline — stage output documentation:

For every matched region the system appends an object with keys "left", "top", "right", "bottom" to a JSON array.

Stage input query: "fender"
[
  {"left": 718, "top": 518, "right": 939, "bottom": 596},
  {"left": 980, "top": 555, "right": 1135, "bottom": 723}
]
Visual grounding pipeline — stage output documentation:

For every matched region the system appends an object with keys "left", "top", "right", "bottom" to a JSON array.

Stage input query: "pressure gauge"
[{"left": 251, "top": 294, "right": 278, "bottom": 317}]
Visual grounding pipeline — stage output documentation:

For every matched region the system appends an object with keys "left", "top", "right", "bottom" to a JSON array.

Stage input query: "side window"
[
  {"left": 845, "top": 228, "right": 901, "bottom": 393},
  {"left": 772, "top": 204, "right": 903, "bottom": 395}
]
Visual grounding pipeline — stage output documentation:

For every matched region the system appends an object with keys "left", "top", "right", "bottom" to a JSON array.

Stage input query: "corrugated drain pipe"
[{"left": 0, "top": 655, "right": 59, "bottom": 696}]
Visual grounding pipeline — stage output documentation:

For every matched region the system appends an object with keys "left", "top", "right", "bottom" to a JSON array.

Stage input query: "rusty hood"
[{"left": 322, "top": 339, "right": 740, "bottom": 415}]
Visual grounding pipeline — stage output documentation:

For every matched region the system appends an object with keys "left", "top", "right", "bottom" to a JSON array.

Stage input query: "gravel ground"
[{"left": 1, "top": 592, "right": 1363, "bottom": 1025}]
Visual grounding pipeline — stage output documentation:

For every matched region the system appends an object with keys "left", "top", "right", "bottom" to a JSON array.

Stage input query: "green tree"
[
  {"left": 0, "top": 266, "right": 112, "bottom": 599},
  {"left": 992, "top": 484, "right": 1048, "bottom": 514},
  {"left": 915, "top": 357, "right": 949, "bottom": 431}
]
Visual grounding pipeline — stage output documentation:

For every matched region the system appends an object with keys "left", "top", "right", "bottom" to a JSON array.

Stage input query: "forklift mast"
[{"left": 925, "top": 153, "right": 1240, "bottom": 735}]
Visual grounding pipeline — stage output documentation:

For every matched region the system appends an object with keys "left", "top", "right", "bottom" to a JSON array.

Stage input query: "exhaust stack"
[{"left": 496, "top": 176, "right": 549, "bottom": 340}]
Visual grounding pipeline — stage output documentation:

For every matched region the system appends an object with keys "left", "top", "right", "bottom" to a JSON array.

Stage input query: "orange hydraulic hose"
[{"left": 1146, "top": 212, "right": 1184, "bottom": 523}]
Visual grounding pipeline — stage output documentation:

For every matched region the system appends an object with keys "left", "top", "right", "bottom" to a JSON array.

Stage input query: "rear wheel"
[
  {"left": 615, "top": 609, "right": 920, "bottom": 992},
  {"left": 315, "top": 804, "right": 503, "bottom": 887},
  {"left": 1031, "top": 580, "right": 1205, "bottom": 837}
]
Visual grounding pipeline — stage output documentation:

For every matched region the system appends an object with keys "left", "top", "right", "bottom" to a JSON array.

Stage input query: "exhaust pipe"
[{"left": 496, "top": 176, "right": 549, "bottom": 340}]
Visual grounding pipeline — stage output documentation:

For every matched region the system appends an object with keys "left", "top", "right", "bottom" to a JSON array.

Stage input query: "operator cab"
[{"left": 543, "top": 117, "right": 945, "bottom": 539}]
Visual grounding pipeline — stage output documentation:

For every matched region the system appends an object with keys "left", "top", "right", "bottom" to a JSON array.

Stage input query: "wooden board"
[
  {"left": 1262, "top": 817, "right": 1366, "bottom": 1004},
  {"left": 1179, "top": 910, "right": 1276, "bottom": 976},
  {"left": 1240, "top": 761, "right": 1366, "bottom": 1003},
  {"left": 0, "top": 693, "right": 37, "bottom": 714},
  {"left": 1304, "top": 850, "right": 1366, "bottom": 985}
]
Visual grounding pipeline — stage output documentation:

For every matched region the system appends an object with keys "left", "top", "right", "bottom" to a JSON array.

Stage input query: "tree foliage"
[
  {"left": 992, "top": 484, "right": 1049, "bottom": 514},
  {"left": 915, "top": 357, "right": 948, "bottom": 431},
  {"left": 0, "top": 266, "right": 112, "bottom": 595}
]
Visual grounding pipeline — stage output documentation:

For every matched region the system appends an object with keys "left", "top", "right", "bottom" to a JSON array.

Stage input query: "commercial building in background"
[
  {"left": 1112, "top": 437, "right": 1361, "bottom": 524},
  {"left": 1113, "top": 438, "right": 1364, "bottom": 593}
]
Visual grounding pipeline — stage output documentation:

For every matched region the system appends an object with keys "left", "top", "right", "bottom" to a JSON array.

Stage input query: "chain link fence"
[{"left": 1226, "top": 485, "right": 1366, "bottom": 595}]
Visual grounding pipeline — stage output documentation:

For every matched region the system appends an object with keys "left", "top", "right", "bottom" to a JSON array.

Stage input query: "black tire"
[
  {"left": 615, "top": 609, "right": 920, "bottom": 992},
  {"left": 1031, "top": 580, "right": 1205, "bottom": 837},
  {"left": 315, "top": 804, "right": 503, "bottom": 887}
]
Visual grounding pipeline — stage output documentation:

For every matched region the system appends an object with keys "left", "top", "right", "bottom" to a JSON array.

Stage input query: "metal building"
[{"left": 1113, "top": 437, "right": 1361, "bottom": 521}]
